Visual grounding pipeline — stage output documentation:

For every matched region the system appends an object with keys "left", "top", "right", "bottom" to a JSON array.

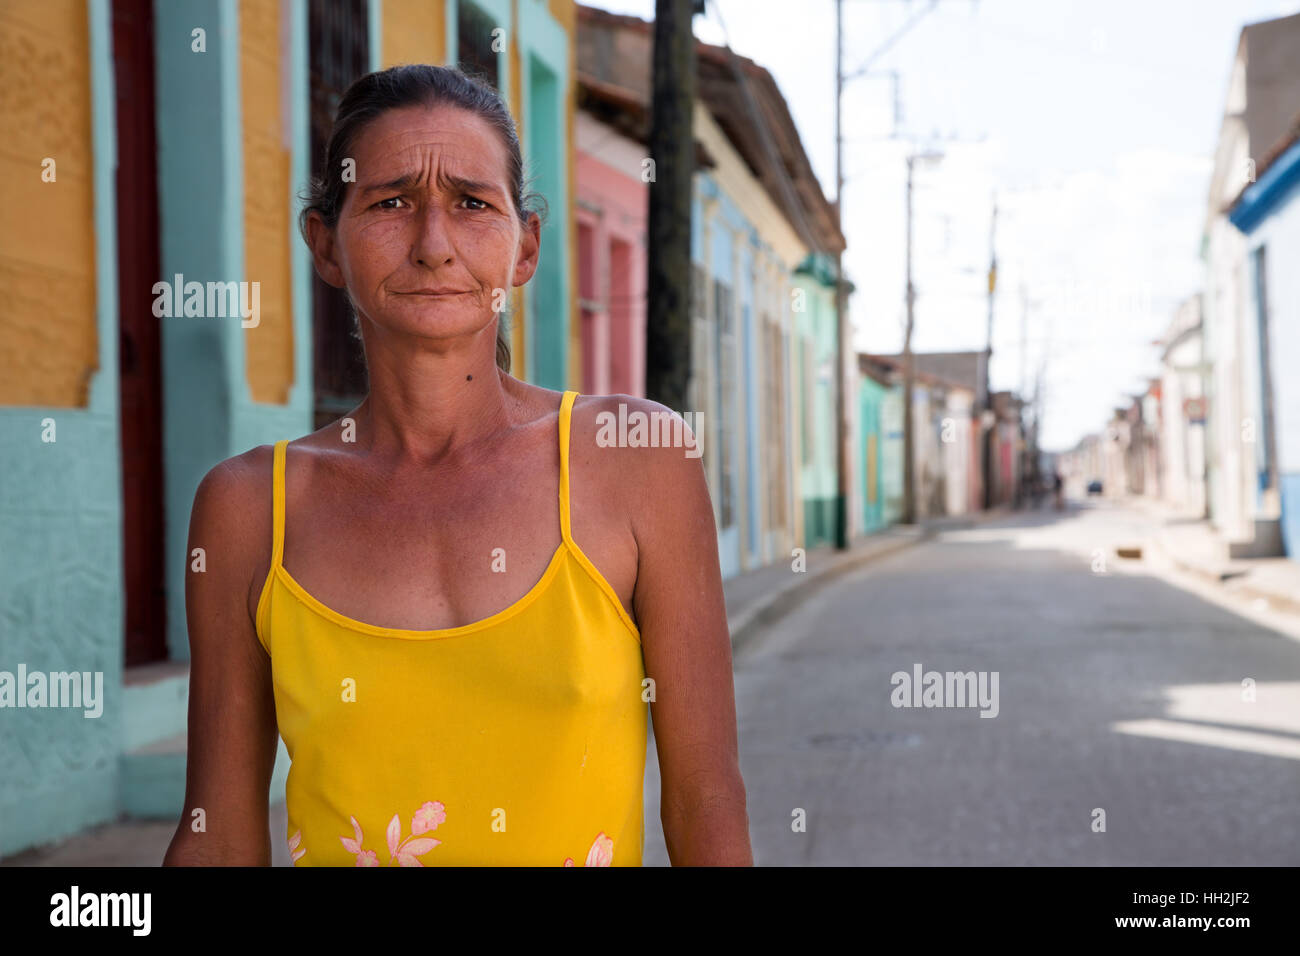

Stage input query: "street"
[{"left": 644, "top": 500, "right": 1300, "bottom": 865}]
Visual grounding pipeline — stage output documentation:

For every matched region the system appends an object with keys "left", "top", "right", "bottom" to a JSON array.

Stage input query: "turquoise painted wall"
[
  {"left": 881, "top": 384, "right": 904, "bottom": 525},
  {"left": 155, "top": 0, "right": 312, "bottom": 663},
  {"left": 2, "top": 0, "right": 318, "bottom": 863},
  {"left": 519, "top": 0, "right": 569, "bottom": 390},
  {"left": 0, "top": 0, "right": 124, "bottom": 857},
  {"left": 859, "top": 373, "right": 887, "bottom": 534}
]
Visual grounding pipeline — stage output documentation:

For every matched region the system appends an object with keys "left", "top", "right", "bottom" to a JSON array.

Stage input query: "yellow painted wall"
[
  {"left": 382, "top": 0, "right": 446, "bottom": 68},
  {"left": 0, "top": 1, "right": 98, "bottom": 407},
  {"left": 241, "top": 0, "right": 295, "bottom": 405}
]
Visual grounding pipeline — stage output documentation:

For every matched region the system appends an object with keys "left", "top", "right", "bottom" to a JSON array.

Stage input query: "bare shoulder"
[
  {"left": 568, "top": 393, "right": 711, "bottom": 538},
  {"left": 188, "top": 444, "right": 277, "bottom": 621},
  {"left": 191, "top": 444, "right": 275, "bottom": 536}
]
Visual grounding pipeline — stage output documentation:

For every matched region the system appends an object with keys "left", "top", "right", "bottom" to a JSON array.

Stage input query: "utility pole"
[
  {"left": 902, "top": 154, "right": 917, "bottom": 524},
  {"left": 833, "top": 0, "right": 848, "bottom": 548},
  {"left": 837, "top": 0, "right": 966, "bottom": 529},
  {"left": 983, "top": 195, "right": 996, "bottom": 510},
  {"left": 644, "top": 0, "right": 699, "bottom": 411},
  {"left": 834, "top": 0, "right": 942, "bottom": 543}
]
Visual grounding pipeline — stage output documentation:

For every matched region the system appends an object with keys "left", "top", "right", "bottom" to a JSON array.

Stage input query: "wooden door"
[{"left": 114, "top": 0, "right": 166, "bottom": 665}]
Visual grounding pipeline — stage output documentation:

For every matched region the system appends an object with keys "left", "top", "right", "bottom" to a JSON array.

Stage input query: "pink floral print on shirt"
[
  {"left": 287, "top": 829, "right": 306, "bottom": 863},
  {"left": 340, "top": 801, "right": 446, "bottom": 866},
  {"left": 564, "top": 831, "right": 613, "bottom": 867}
]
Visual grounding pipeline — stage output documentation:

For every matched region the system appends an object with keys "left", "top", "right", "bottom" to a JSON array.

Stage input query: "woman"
[{"left": 163, "top": 65, "right": 750, "bottom": 866}]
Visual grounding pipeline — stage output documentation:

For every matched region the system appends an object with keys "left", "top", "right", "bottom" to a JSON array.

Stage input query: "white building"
[
  {"left": 1201, "top": 11, "right": 1300, "bottom": 555},
  {"left": 1228, "top": 113, "right": 1300, "bottom": 560}
]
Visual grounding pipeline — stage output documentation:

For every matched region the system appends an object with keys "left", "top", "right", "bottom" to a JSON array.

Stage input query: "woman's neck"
[{"left": 348, "top": 332, "right": 521, "bottom": 464}]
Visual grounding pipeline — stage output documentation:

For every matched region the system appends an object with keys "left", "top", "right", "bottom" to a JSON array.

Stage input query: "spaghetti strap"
[
  {"left": 558, "top": 390, "right": 578, "bottom": 546},
  {"left": 271, "top": 438, "right": 288, "bottom": 568}
]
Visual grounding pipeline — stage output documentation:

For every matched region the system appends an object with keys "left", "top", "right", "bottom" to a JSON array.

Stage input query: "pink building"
[{"left": 574, "top": 107, "right": 648, "bottom": 397}]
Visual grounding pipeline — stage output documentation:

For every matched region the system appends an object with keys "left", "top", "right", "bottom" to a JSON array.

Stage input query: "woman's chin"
[{"left": 372, "top": 301, "right": 489, "bottom": 341}]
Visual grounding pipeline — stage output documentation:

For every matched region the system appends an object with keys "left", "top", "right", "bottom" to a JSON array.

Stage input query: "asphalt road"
[{"left": 642, "top": 500, "right": 1300, "bottom": 865}]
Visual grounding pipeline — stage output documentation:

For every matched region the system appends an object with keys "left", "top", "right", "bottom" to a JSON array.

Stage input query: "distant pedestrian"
[{"left": 1053, "top": 471, "right": 1064, "bottom": 510}]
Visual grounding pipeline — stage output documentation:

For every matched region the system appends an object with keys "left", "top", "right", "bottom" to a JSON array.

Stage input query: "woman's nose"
[{"left": 412, "top": 204, "right": 454, "bottom": 267}]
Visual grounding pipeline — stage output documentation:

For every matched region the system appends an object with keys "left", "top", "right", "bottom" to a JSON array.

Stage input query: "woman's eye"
[
  {"left": 375, "top": 196, "right": 406, "bottom": 209},
  {"left": 463, "top": 196, "right": 489, "bottom": 211}
]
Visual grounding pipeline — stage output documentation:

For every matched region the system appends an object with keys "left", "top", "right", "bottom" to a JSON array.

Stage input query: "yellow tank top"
[{"left": 255, "top": 390, "right": 648, "bottom": 866}]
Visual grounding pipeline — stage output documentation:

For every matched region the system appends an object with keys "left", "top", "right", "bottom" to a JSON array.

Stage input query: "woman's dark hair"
[{"left": 300, "top": 64, "right": 546, "bottom": 372}]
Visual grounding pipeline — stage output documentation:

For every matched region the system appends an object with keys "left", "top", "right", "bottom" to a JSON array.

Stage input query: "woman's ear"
[
  {"left": 305, "top": 211, "right": 346, "bottom": 288},
  {"left": 510, "top": 212, "right": 541, "bottom": 287}
]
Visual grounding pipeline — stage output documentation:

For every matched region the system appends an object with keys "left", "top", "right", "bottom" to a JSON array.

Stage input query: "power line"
[
  {"left": 843, "top": 0, "right": 940, "bottom": 81},
  {"left": 707, "top": 0, "right": 829, "bottom": 256}
]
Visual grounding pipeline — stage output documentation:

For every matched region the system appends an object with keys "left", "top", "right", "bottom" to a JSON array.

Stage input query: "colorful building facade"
[
  {"left": 0, "top": 0, "right": 580, "bottom": 858},
  {"left": 575, "top": 5, "right": 845, "bottom": 578}
]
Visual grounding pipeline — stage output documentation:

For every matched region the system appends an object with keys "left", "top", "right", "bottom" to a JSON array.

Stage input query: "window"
[
  {"left": 577, "top": 221, "right": 598, "bottom": 392},
  {"left": 689, "top": 262, "right": 708, "bottom": 448},
  {"left": 608, "top": 238, "right": 633, "bottom": 395},
  {"left": 691, "top": 263, "right": 707, "bottom": 318},
  {"left": 714, "top": 278, "right": 735, "bottom": 529},
  {"left": 801, "top": 336, "right": 813, "bottom": 466},
  {"left": 766, "top": 320, "right": 787, "bottom": 529}
]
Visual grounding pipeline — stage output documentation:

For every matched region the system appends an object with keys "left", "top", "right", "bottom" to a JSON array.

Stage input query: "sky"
[{"left": 586, "top": 0, "right": 1300, "bottom": 450}]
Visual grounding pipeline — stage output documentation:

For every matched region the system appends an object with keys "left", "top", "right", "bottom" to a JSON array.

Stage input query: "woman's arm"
[
  {"left": 625, "top": 401, "right": 753, "bottom": 866},
  {"left": 163, "top": 452, "right": 280, "bottom": 865}
]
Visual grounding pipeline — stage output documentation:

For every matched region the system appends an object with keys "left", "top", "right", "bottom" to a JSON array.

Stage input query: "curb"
[
  {"left": 728, "top": 530, "right": 930, "bottom": 651},
  {"left": 1149, "top": 530, "right": 1300, "bottom": 617},
  {"left": 726, "top": 506, "right": 1016, "bottom": 651}
]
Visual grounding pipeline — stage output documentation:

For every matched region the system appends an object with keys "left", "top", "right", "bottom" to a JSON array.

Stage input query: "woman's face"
[{"left": 308, "top": 103, "right": 540, "bottom": 350}]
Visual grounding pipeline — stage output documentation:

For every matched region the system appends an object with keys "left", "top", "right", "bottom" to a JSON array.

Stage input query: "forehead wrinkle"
[
  {"left": 359, "top": 104, "right": 503, "bottom": 162},
  {"left": 435, "top": 166, "right": 504, "bottom": 200},
  {"left": 378, "top": 140, "right": 504, "bottom": 194}
]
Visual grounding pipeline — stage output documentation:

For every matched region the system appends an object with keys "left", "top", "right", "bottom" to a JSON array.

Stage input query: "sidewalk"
[
  {"left": 1139, "top": 498, "right": 1300, "bottom": 616},
  {"left": 0, "top": 804, "right": 292, "bottom": 868}
]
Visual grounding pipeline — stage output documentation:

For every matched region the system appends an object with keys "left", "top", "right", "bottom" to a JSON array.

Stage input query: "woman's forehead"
[{"left": 356, "top": 104, "right": 509, "bottom": 184}]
